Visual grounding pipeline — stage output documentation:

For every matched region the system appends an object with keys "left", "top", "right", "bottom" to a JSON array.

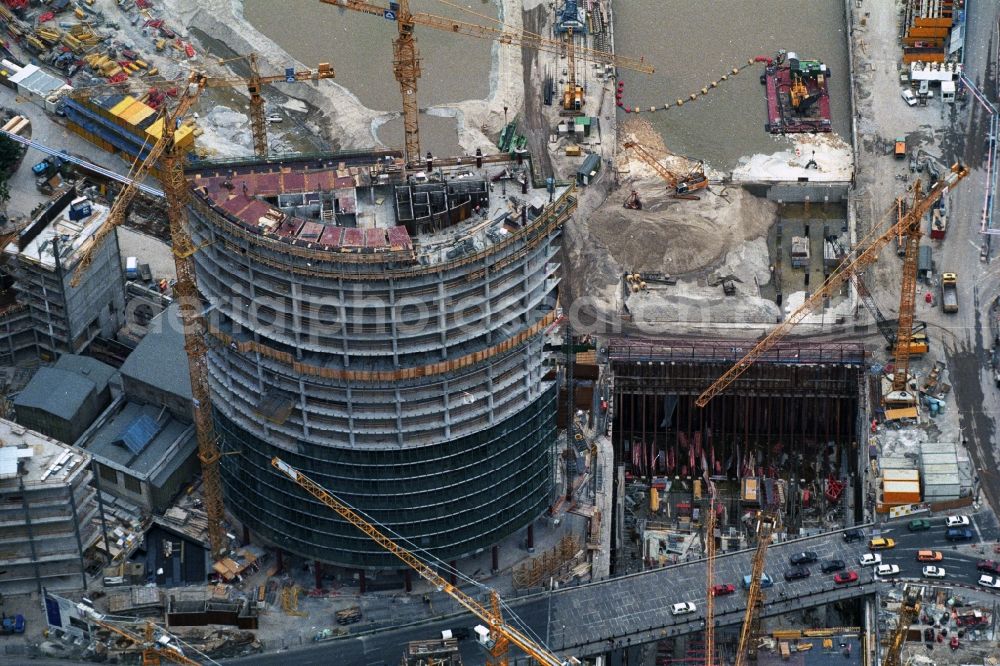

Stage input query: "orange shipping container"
[{"left": 883, "top": 480, "right": 921, "bottom": 504}]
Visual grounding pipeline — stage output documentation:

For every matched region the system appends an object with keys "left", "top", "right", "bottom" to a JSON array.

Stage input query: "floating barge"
[{"left": 761, "top": 50, "right": 832, "bottom": 134}]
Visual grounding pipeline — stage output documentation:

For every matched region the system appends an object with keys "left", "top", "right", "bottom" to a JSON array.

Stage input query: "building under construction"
[
  {"left": 183, "top": 151, "right": 575, "bottom": 570},
  {"left": 609, "top": 338, "right": 868, "bottom": 527}
]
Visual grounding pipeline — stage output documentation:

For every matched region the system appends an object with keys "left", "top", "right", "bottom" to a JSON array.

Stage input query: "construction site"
[{"left": 0, "top": 0, "right": 996, "bottom": 665}]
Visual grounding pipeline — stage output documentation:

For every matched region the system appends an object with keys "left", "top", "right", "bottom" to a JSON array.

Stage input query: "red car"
[
  {"left": 711, "top": 584, "right": 736, "bottom": 596},
  {"left": 834, "top": 570, "right": 859, "bottom": 584},
  {"left": 976, "top": 560, "right": 1000, "bottom": 574}
]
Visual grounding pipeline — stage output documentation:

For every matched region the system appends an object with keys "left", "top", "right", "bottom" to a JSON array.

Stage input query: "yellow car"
[{"left": 869, "top": 537, "right": 896, "bottom": 550}]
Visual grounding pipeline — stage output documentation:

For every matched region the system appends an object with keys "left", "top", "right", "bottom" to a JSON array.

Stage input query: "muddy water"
[
  {"left": 243, "top": 0, "right": 498, "bottom": 156},
  {"left": 614, "top": 0, "right": 851, "bottom": 170}
]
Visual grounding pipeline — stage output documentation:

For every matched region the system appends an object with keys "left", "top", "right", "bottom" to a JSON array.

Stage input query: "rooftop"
[
  {"left": 119, "top": 303, "right": 192, "bottom": 401},
  {"left": 13, "top": 367, "right": 96, "bottom": 421},
  {"left": 5, "top": 61, "right": 71, "bottom": 97},
  {"left": 53, "top": 353, "right": 117, "bottom": 394},
  {"left": 78, "top": 400, "right": 195, "bottom": 480},
  {"left": 3, "top": 192, "right": 112, "bottom": 271},
  {"left": 0, "top": 418, "right": 90, "bottom": 489},
  {"left": 188, "top": 153, "right": 568, "bottom": 266}
]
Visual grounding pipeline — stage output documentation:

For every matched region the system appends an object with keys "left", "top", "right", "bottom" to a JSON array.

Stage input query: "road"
[
  {"left": 224, "top": 517, "right": 1000, "bottom": 665},
  {"left": 938, "top": 0, "right": 1000, "bottom": 516}
]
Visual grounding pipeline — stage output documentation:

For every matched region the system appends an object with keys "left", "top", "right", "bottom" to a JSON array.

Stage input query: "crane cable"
[{"left": 313, "top": 482, "right": 560, "bottom": 655}]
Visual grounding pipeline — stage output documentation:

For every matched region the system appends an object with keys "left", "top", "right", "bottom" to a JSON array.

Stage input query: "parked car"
[
  {"left": 821, "top": 559, "right": 846, "bottom": 574},
  {"left": 869, "top": 537, "right": 896, "bottom": 550},
  {"left": 267, "top": 114, "right": 283, "bottom": 123},
  {"left": 946, "top": 515, "right": 971, "bottom": 527},
  {"left": 907, "top": 518, "right": 931, "bottom": 531},
  {"left": 922, "top": 566, "right": 946, "bottom": 578},
  {"left": 875, "top": 564, "right": 901, "bottom": 577},
  {"left": 790, "top": 551, "right": 818, "bottom": 566},
  {"left": 901, "top": 88, "right": 917, "bottom": 106},
  {"left": 859, "top": 553, "right": 882, "bottom": 566},
  {"left": 976, "top": 560, "right": 1000, "bottom": 574},
  {"left": 977, "top": 575, "right": 1000, "bottom": 589},
  {"left": 784, "top": 567, "right": 811, "bottom": 581},
  {"left": 671, "top": 602, "right": 697, "bottom": 616},
  {"left": 917, "top": 550, "right": 943, "bottom": 562},
  {"left": 711, "top": 584, "right": 736, "bottom": 597},
  {"left": 843, "top": 528, "right": 863, "bottom": 543},
  {"left": 945, "top": 528, "right": 974, "bottom": 542},
  {"left": 834, "top": 570, "right": 859, "bottom": 585}
]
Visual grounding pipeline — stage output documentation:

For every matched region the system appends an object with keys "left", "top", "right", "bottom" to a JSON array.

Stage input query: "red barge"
[{"left": 760, "top": 50, "right": 832, "bottom": 134}]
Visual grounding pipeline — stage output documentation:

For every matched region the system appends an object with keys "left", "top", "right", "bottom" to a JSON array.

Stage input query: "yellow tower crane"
[
  {"left": 68, "top": 73, "right": 228, "bottom": 560},
  {"left": 203, "top": 55, "right": 334, "bottom": 158},
  {"left": 735, "top": 510, "right": 780, "bottom": 666},
  {"left": 704, "top": 484, "right": 717, "bottom": 666},
  {"left": 882, "top": 586, "right": 921, "bottom": 666},
  {"left": 270, "top": 457, "right": 580, "bottom": 666},
  {"left": 67, "top": 56, "right": 335, "bottom": 159},
  {"left": 695, "top": 163, "right": 969, "bottom": 408},
  {"left": 318, "top": 0, "right": 653, "bottom": 163},
  {"left": 562, "top": 26, "right": 583, "bottom": 112},
  {"left": 87, "top": 617, "right": 209, "bottom": 666}
]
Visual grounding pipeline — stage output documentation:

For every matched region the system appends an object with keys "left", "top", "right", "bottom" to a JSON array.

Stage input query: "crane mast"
[
  {"left": 887, "top": 181, "right": 924, "bottom": 404},
  {"left": 696, "top": 163, "right": 968, "bottom": 408},
  {"left": 704, "top": 486, "right": 717, "bottom": 666},
  {"left": 735, "top": 511, "right": 779, "bottom": 666},
  {"left": 162, "top": 111, "right": 227, "bottom": 559},
  {"left": 882, "top": 586, "right": 921, "bottom": 666},
  {"left": 270, "top": 457, "right": 575, "bottom": 666}
]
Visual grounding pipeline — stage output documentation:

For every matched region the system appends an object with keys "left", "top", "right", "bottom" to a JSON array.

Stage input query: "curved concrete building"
[{"left": 185, "top": 153, "right": 575, "bottom": 568}]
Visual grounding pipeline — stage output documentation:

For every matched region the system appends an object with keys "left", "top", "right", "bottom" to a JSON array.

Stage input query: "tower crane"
[
  {"left": 735, "top": 510, "right": 780, "bottom": 666},
  {"left": 200, "top": 55, "right": 334, "bottom": 158},
  {"left": 623, "top": 141, "right": 708, "bottom": 197},
  {"left": 827, "top": 236, "right": 928, "bottom": 355},
  {"left": 882, "top": 586, "right": 921, "bottom": 666},
  {"left": 66, "top": 56, "right": 335, "bottom": 159},
  {"left": 704, "top": 482, "right": 717, "bottom": 666},
  {"left": 81, "top": 612, "right": 214, "bottom": 666},
  {"left": 695, "top": 163, "right": 968, "bottom": 408},
  {"left": 318, "top": 0, "right": 653, "bottom": 163},
  {"left": 68, "top": 73, "right": 229, "bottom": 560},
  {"left": 562, "top": 26, "right": 582, "bottom": 112},
  {"left": 270, "top": 457, "right": 579, "bottom": 666}
]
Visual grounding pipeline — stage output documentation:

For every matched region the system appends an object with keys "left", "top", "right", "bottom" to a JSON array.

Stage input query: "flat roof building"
[
  {"left": 76, "top": 398, "right": 198, "bottom": 513},
  {"left": 3, "top": 186, "right": 125, "bottom": 358},
  {"left": 13, "top": 354, "right": 117, "bottom": 444},
  {"left": 0, "top": 418, "right": 99, "bottom": 595}
]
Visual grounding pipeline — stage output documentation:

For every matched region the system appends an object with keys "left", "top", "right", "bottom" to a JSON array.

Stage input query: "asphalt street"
[{"left": 226, "top": 516, "right": 1000, "bottom": 665}]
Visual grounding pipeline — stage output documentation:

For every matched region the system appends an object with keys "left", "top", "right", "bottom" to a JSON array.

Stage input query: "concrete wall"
[{"left": 766, "top": 181, "right": 851, "bottom": 203}]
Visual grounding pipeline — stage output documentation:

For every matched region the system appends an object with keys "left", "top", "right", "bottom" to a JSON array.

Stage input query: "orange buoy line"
[{"left": 616, "top": 56, "right": 768, "bottom": 115}]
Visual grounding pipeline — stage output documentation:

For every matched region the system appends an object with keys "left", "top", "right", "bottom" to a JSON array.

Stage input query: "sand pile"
[
  {"left": 561, "top": 118, "right": 783, "bottom": 331},
  {"left": 731, "top": 133, "right": 854, "bottom": 182}
]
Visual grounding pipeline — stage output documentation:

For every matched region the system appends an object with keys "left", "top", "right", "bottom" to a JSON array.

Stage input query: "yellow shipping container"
[
  {"left": 650, "top": 487, "right": 659, "bottom": 512},
  {"left": 74, "top": 7, "right": 85, "bottom": 19}
]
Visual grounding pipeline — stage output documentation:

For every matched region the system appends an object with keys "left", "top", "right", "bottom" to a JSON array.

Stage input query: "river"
[
  {"left": 243, "top": 0, "right": 850, "bottom": 168},
  {"left": 243, "top": 0, "right": 502, "bottom": 157},
  {"left": 614, "top": 0, "right": 850, "bottom": 170}
]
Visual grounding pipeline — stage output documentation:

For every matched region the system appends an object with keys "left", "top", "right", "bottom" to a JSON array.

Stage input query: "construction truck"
[
  {"left": 894, "top": 137, "right": 907, "bottom": 159},
  {"left": 941, "top": 272, "right": 958, "bottom": 313}
]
